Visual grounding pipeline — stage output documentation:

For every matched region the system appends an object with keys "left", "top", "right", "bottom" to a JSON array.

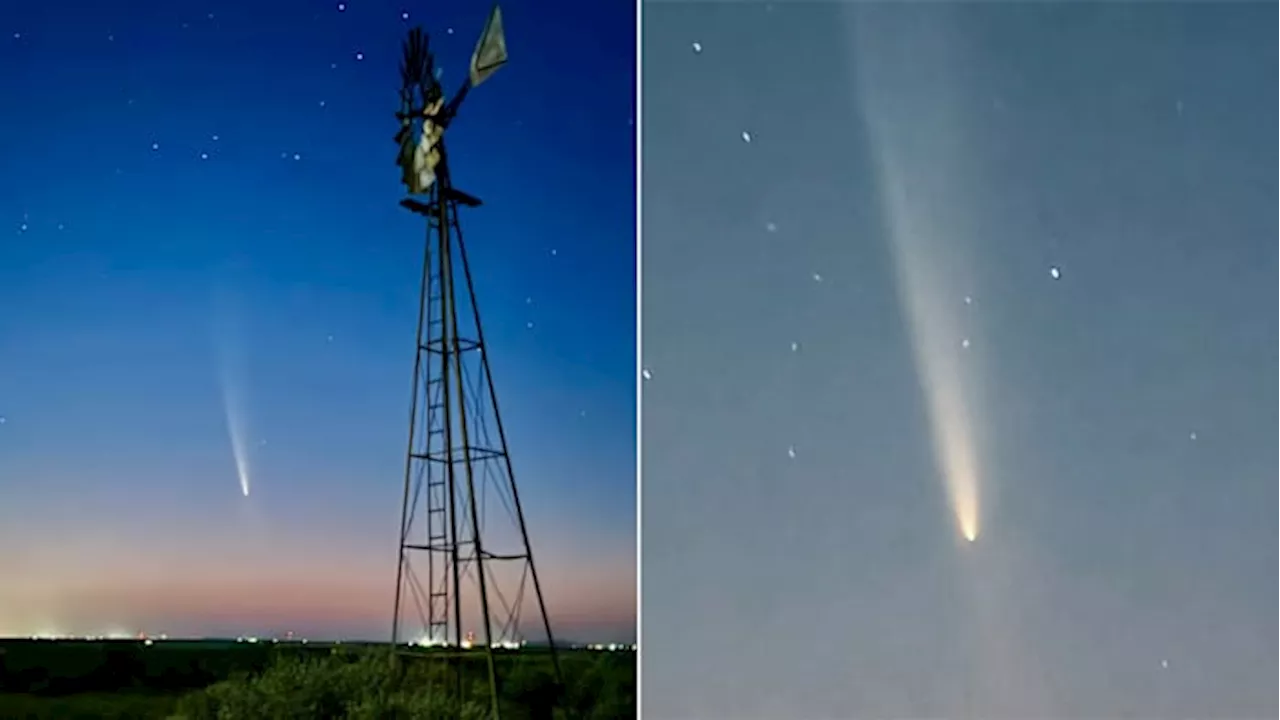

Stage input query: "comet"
[
  {"left": 838, "top": 12, "right": 1064, "bottom": 714},
  {"left": 212, "top": 281, "right": 253, "bottom": 499},
  {"left": 222, "top": 387, "right": 252, "bottom": 498},
  {"left": 850, "top": 14, "right": 985, "bottom": 546}
]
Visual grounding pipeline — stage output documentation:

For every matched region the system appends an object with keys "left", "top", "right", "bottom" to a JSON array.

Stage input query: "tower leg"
[
  {"left": 452, "top": 206, "right": 564, "bottom": 687},
  {"left": 440, "top": 166, "right": 502, "bottom": 717},
  {"left": 436, "top": 198, "right": 467, "bottom": 711}
]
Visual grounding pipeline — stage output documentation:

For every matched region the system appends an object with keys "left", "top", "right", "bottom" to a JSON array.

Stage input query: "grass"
[
  {"left": 0, "top": 639, "right": 634, "bottom": 719},
  {"left": 0, "top": 691, "right": 178, "bottom": 719}
]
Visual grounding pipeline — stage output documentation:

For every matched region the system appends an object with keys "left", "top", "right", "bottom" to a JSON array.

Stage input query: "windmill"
[{"left": 389, "top": 6, "right": 560, "bottom": 718}]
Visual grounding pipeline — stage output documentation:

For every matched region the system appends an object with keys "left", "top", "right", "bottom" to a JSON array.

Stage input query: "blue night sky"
[{"left": 0, "top": 0, "right": 635, "bottom": 643}]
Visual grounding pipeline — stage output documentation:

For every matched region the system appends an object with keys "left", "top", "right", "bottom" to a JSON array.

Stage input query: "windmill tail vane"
[{"left": 468, "top": 4, "right": 508, "bottom": 89}]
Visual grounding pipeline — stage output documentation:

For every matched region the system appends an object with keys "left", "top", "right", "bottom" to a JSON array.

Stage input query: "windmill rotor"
[{"left": 394, "top": 5, "right": 510, "bottom": 196}]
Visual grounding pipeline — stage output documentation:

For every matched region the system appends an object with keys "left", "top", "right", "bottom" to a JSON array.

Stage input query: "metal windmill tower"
[{"left": 389, "top": 6, "right": 560, "bottom": 716}]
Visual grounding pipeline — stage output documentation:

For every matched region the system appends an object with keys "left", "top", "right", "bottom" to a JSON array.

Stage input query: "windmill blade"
[
  {"left": 469, "top": 5, "right": 508, "bottom": 88},
  {"left": 402, "top": 27, "right": 434, "bottom": 87}
]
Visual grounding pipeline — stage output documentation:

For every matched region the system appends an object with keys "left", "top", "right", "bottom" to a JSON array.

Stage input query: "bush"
[{"left": 172, "top": 649, "right": 489, "bottom": 720}]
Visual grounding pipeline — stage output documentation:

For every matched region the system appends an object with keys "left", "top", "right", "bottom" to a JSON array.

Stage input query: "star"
[
  {"left": 0, "top": 416, "right": 6, "bottom": 425},
  {"left": 787, "top": 445, "right": 796, "bottom": 459},
  {"left": 526, "top": 321, "right": 535, "bottom": 329},
  {"left": 765, "top": 222, "right": 777, "bottom": 233},
  {"left": 692, "top": 42, "right": 702, "bottom": 54},
  {"left": 1049, "top": 266, "right": 1062, "bottom": 280},
  {"left": 401, "top": 12, "right": 410, "bottom": 21},
  {"left": 741, "top": 131, "right": 752, "bottom": 143},
  {"left": 151, "top": 142, "right": 160, "bottom": 151},
  {"left": 337, "top": 2, "right": 346, "bottom": 11},
  {"left": 1189, "top": 431, "right": 1197, "bottom": 441},
  {"left": 790, "top": 341, "right": 799, "bottom": 352},
  {"left": 354, "top": 51, "right": 364, "bottom": 61},
  {"left": 961, "top": 338, "right": 971, "bottom": 349},
  {"left": 963, "top": 295, "right": 973, "bottom": 305},
  {"left": 1160, "top": 659, "right": 1169, "bottom": 669},
  {"left": 812, "top": 272, "right": 823, "bottom": 283},
  {"left": 641, "top": 368, "right": 652, "bottom": 381}
]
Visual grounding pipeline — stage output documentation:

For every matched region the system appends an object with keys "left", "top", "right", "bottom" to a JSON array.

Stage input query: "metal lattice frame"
[{"left": 389, "top": 12, "right": 560, "bottom": 719}]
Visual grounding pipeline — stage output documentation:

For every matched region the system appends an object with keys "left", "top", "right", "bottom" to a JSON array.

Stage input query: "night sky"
[
  {"left": 0, "top": 0, "right": 635, "bottom": 643},
  {"left": 641, "top": 3, "right": 1274, "bottom": 719}
]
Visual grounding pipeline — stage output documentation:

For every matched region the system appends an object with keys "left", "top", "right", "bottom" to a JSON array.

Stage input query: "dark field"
[{"left": 0, "top": 639, "right": 634, "bottom": 718}]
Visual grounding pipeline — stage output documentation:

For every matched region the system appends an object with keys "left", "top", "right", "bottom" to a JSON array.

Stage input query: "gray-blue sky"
[{"left": 640, "top": 3, "right": 1275, "bottom": 718}]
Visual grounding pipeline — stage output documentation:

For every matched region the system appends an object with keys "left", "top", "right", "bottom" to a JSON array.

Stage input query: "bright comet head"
[{"left": 953, "top": 474, "right": 980, "bottom": 544}]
